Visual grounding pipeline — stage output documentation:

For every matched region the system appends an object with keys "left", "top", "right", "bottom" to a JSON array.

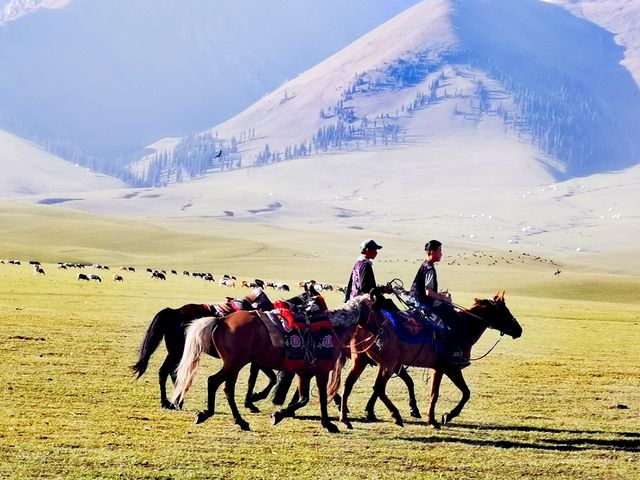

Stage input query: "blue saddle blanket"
[{"left": 381, "top": 308, "right": 449, "bottom": 345}]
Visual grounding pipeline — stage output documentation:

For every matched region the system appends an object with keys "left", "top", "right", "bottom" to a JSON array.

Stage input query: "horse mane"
[{"left": 328, "top": 294, "right": 369, "bottom": 328}]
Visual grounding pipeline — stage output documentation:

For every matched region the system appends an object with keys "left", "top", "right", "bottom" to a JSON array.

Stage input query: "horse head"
[{"left": 471, "top": 291, "right": 522, "bottom": 339}]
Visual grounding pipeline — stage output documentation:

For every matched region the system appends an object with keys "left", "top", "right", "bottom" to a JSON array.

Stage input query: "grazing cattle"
[
  {"left": 152, "top": 271, "right": 166, "bottom": 280},
  {"left": 219, "top": 278, "right": 236, "bottom": 287},
  {"left": 278, "top": 283, "right": 290, "bottom": 292},
  {"left": 241, "top": 280, "right": 249, "bottom": 287},
  {"left": 30, "top": 261, "right": 41, "bottom": 266},
  {"left": 77, "top": 273, "right": 90, "bottom": 281},
  {"left": 113, "top": 274, "right": 124, "bottom": 282},
  {"left": 254, "top": 279, "right": 265, "bottom": 288},
  {"left": 554, "top": 269, "right": 562, "bottom": 276},
  {"left": 34, "top": 267, "right": 45, "bottom": 275},
  {"left": 171, "top": 270, "right": 178, "bottom": 275},
  {"left": 90, "top": 274, "right": 102, "bottom": 282},
  {"left": 203, "top": 274, "right": 215, "bottom": 282},
  {"left": 128, "top": 267, "right": 136, "bottom": 272},
  {"left": 183, "top": 271, "right": 190, "bottom": 276}
]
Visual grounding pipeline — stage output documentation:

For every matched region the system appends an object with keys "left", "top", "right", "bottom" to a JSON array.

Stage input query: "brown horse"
[
  {"left": 332, "top": 291, "right": 522, "bottom": 430},
  {"left": 131, "top": 288, "right": 309, "bottom": 411},
  {"left": 171, "top": 294, "right": 370, "bottom": 433}
]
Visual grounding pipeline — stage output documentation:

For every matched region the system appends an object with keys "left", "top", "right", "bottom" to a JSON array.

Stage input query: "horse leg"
[
  {"left": 244, "top": 362, "right": 261, "bottom": 413},
  {"left": 316, "top": 371, "right": 339, "bottom": 433},
  {"left": 195, "top": 368, "right": 226, "bottom": 424},
  {"left": 373, "top": 366, "right": 404, "bottom": 427},
  {"left": 396, "top": 365, "right": 421, "bottom": 418},
  {"left": 364, "top": 387, "right": 379, "bottom": 421},
  {"left": 427, "top": 368, "right": 444, "bottom": 429},
  {"left": 272, "top": 370, "right": 295, "bottom": 406},
  {"left": 441, "top": 368, "right": 470, "bottom": 426},
  {"left": 223, "top": 367, "right": 251, "bottom": 431},
  {"left": 159, "top": 355, "right": 179, "bottom": 410},
  {"left": 339, "top": 353, "right": 368, "bottom": 428},
  {"left": 251, "top": 366, "right": 277, "bottom": 402},
  {"left": 271, "top": 374, "right": 311, "bottom": 426}
]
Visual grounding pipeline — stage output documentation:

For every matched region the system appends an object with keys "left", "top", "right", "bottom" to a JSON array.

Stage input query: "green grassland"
[{"left": 1, "top": 204, "right": 639, "bottom": 479}]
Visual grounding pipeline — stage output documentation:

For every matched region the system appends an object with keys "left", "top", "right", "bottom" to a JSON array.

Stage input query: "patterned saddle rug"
[
  {"left": 381, "top": 308, "right": 450, "bottom": 345},
  {"left": 261, "top": 296, "right": 334, "bottom": 371},
  {"left": 207, "top": 288, "right": 275, "bottom": 317}
]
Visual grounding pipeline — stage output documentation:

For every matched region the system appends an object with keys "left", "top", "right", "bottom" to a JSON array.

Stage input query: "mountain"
[
  {"left": 139, "top": 0, "right": 640, "bottom": 186},
  {"left": 0, "top": 0, "right": 419, "bottom": 168},
  {"left": 21, "top": 0, "right": 637, "bottom": 273},
  {"left": 545, "top": 0, "right": 640, "bottom": 87},
  {"left": 0, "top": 0, "right": 69, "bottom": 25},
  {"left": 0, "top": 128, "right": 126, "bottom": 197}
]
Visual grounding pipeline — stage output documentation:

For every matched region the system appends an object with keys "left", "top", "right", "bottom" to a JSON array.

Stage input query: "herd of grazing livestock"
[{"left": 0, "top": 259, "right": 345, "bottom": 293}]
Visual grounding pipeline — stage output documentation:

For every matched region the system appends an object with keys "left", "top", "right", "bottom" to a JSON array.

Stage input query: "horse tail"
[
  {"left": 327, "top": 347, "right": 348, "bottom": 400},
  {"left": 131, "top": 307, "right": 172, "bottom": 378},
  {"left": 171, "top": 316, "right": 218, "bottom": 406}
]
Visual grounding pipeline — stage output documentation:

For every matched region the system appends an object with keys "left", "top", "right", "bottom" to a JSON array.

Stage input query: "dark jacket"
[
  {"left": 409, "top": 261, "right": 438, "bottom": 308},
  {"left": 345, "top": 257, "right": 376, "bottom": 302}
]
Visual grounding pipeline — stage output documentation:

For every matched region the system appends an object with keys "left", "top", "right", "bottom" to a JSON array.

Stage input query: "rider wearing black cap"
[{"left": 344, "top": 239, "right": 383, "bottom": 302}]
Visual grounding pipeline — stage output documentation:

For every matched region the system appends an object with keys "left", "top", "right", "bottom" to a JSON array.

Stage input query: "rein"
[
  {"left": 469, "top": 337, "right": 502, "bottom": 361},
  {"left": 452, "top": 300, "right": 504, "bottom": 362}
]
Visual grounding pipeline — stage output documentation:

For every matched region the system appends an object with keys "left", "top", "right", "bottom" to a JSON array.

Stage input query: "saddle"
[
  {"left": 209, "top": 289, "right": 275, "bottom": 317},
  {"left": 381, "top": 308, "right": 449, "bottom": 344},
  {"left": 381, "top": 307, "right": 469, "bottom": 367},
  {"left": 263, "top": 295, "right": 334, "bottom": 371}
]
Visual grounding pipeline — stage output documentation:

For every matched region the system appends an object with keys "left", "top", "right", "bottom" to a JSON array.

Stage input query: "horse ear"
[
  {"left": 495, "top": 291, "right": 505, "bottom": 302},
  {"left": 474, "top": 298, "right": 482, "bottom": 305}
]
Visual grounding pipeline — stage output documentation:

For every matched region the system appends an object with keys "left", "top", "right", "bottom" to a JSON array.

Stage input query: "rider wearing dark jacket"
[
  {"left": 344, "top": 239, "right": 383, "bottom": 302},
  {"left": 410, "top": 240, "right": 468, "bottom": 366}
]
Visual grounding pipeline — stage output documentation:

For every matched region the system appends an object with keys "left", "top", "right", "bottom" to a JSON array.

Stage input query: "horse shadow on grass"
[{"left": 401, "top": 422, "right": 640, "bottom": 452}]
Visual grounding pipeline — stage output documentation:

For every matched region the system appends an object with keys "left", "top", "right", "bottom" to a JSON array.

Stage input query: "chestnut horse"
[
  {"left": 332, "top": 291, "right": 522, "bottom": 429},
  {"left": 171, "top": 294, "right": 371, "bottom": 433},
  {"left": 132, "top": 288, "right": 311, "bottom": 411}
]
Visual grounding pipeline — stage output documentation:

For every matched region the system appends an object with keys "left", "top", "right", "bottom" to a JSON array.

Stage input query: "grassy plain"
[{"left": 0, "top": 204, "right": 639, "bottom": 479}]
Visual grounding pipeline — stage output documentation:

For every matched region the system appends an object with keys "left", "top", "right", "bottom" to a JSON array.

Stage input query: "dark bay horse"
[
  {"left": 333, "top": 291, "right": 522, "bottom": 429},
  {"left": 131, "top": 288, "right": 307, "bottom": 411},
  {"left": 171, "top": 294, "right": 371, "bottom": 433}
]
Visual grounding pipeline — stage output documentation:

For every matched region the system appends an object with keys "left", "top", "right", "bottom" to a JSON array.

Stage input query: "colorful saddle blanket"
[
  {"left": 208, "top": 289, "right": 275, "bottom": 317},
  {"left": 381, "top": 308, "right": 450, "bottom": 345},
  {"left": 262, "top": 296, "right": 334, "bottom": 371}
]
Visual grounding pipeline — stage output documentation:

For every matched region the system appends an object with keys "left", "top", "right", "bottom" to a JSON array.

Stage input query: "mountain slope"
[
  {"left": 0, "top": 0, "right": 419, "bottom": 162},
  {"left": 144, "top": 0, "right": 639, "bottom": 184},
  {"left": 546, "top": 0, "right": 640, "bottom": 87},
  {"left": 0, "top": 129, "right": 126, "bottom": 197}
]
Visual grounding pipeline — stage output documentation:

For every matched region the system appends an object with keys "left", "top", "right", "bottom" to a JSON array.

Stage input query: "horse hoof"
[
  {"left": 323, "top": 422, "right": 340, "bottom": 434},
  {"left": 195, "top": 411, "right": 210, "bottom": 424},
  {"left": 441, "top": 413, "right": 451, "bottom": 425},
  {"left": 271, "top": 412, "right": 283, "bottom": 426},
  {"left": 237, "top": 421, "right": 251, "bottom": 431},
  {"left": 394, "top": 417, "right": 405, "bottom": 427},
  {"left": 244, "top": 403, "right": 260, "bottom": 414},
  {"left": 251, "top": 392, "right": 267, "bottom": 402},
  {"left": 365, "top": 411, "right": 378, "bottom": 422},
  {"left": 341, "top": 420, "right": 353, "bottom": 430},
  {"left": 428, "top": 420, "right": 441, "bottom": 430},
  {"left": 161, "top": 400, "right": 173, "bottom": 410},
  {"left": 410, "top": 408, "right": 422, "bottom": 419}
]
